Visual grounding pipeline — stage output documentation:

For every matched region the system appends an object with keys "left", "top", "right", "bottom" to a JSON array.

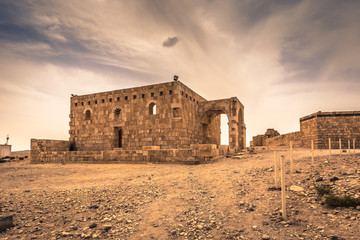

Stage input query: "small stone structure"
[
  {"left": 31, "top": 81, "right": 246, "bottom": 164},
  {"left": 250, "top": 128, "right": 279, "bottom": 147},
  {"left": 252, "top": 111, "right": 360, "bottom": 149},
  {"left": 0, "top": 145, "right": 11, "bottom": 158}
]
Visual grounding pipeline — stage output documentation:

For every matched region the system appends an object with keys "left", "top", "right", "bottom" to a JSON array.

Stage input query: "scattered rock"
[
  {"left": 315, "top": 177, "right": 323, "bottom": 182},
  {"left": 262, "top": 234, "right": 270, "bottom": 240},
  {"left": 89, "top": 223, "right": 97, "bottom": 229},
  {"left": 330, "top": 177, "right": 339, "bottom": 182},
  {"left": 290, "top": 185, "right": 304, "bottom": 192}
]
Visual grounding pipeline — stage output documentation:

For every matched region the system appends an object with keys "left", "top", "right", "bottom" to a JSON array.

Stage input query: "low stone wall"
[
  {"left": 264, "top": 131, "right": 302, "bottom": 147},
  {"left": 31, "top": 139, "right": 70, "bottom": 163},
  {"left": 30, "top": 143, "right": 227, "bottom": 164}
]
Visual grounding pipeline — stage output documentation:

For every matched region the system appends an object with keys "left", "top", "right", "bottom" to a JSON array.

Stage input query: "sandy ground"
[{"left": 0, "top": 147, "right": 359, "bottom": 239}]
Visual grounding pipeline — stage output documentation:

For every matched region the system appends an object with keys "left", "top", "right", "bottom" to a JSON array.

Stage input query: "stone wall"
[
  {"left": 264, "top": 131, "right": 302, "bottom": 147},
  {"left": 30, "top": 144, "right": 226, "bottom": 164},
  {"left": 70, "top": 81, "right": 208, "bottom": 151},
  {"left": 0, "top": 145, "right": 11, "bottom": 157},
  {"left": 300, "top": 111, "right": 360, "bottom": 149},
  {"left": 31, "top": 139, "right": 70, "bottom": 163}
]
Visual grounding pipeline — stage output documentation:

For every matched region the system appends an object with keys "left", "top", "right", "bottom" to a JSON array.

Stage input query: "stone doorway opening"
[{"left": 114, "top": 127, "right": 123, "bottom": 148}]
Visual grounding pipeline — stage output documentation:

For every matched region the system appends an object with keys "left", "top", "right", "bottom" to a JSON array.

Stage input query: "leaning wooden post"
[
  {"left": 339, "top": 138, "right": 342, "bottom": 155},
  {"left": 329, "top": 138, "right": 331, "bottom": 160},
  {"left": 311, "top": 140, "right": 314, "bottom": 164},
  {"left": 280, "top": 155, "right": 287, "bottom": 220},
  {"left": 274, "top": 151, "right": 279, "bottom": 188},
  {"left": 348, "top": 139, "right": 351, "bottom": 155},
  {"left": 290, "top": 141, "right": 293, "bottom": 173}
]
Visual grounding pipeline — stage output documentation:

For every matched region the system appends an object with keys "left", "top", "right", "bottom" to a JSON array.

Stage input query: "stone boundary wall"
[
  {"left": 30, "top": 143, "right": 226, "bottom": 164},
  {"left": 264, "top": 131, "right": 302, "bottom": 147},
  {"left": 31, "top": 139, "right": 70, "bottom": 162}
]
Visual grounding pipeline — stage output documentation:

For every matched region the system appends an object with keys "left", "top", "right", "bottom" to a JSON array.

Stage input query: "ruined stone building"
[
  {"left": 31, "top": 80, "right": 246, "bottom": 163},
  {"left": 251, "top": 111, "right": 360, "bottom": 149}
]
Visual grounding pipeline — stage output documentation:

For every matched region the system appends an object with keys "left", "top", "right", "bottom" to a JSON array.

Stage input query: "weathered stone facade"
[
  {"left": 252, "top": 111, "right": 360, "bottom": 149},
  {"left": 31, "top": 81, "right": 246, "bottom": 163},
  {"left": 300, "top": 111, "right": 360, "bottom": 149},
  {"left": 250, "top": 128, "right": 280, "bottom": 147}
]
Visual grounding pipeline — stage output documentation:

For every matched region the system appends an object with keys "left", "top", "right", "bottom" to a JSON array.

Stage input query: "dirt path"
[{"left": 1, "top": 147, "right": 359, "bottom": 239}]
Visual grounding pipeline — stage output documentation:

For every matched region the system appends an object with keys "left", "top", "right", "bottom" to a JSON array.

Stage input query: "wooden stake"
[
  {"left": 354, "top": 139, "right": 356, "bottom": 154},
  {"left": 280, "top": 155, "right": 287, "bottom": 220},
  {"left": 290, "top": 141, "right": 293, "bottom": 173},
  {"left": 329, "top": 138, "right": 331, "bottom": 160},
  {"left": 348, "top": 139, "right": 351, "bottom": 155},
  {"left": 339, "top": 138, "right": 342, "bottom": 155},
  {"left": 274, "top": 151, "right": 279, "bottom": 188},
  {"left": 311, "top": 140, "right": 314, "bottom": 164}
]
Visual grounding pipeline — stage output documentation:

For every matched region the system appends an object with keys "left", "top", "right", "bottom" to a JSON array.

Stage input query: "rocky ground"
[{"left": 0, "top": 147, "right": 359, "bottom": 239}]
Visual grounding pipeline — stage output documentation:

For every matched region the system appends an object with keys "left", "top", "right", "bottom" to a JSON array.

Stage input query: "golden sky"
[{"left": 1, "top": 0, "right": 360, "bottom": 150}]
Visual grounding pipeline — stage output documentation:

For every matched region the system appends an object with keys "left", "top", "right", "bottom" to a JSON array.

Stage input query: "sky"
[{"left": 0, "top": 0, "right": 360, "bottom": 151}]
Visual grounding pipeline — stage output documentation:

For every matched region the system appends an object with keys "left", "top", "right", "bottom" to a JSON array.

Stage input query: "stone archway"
[{"left": 198, "top": 97, "right": 245, "bottom": 152}]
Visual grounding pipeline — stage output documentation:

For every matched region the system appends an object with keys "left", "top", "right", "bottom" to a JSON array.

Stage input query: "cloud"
[{"left": 162, "top": 36, "right": 179, "bottom": 47}]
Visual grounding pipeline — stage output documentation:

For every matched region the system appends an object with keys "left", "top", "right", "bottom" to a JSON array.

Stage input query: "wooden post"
[
  {"left": 339, "top": 138, "right": 342, "bottom": 155},
  {"left": 290, "top": 141, "right": 293, "bottom": 173},
  {"left": 280, "top": 155, "right": 287, "bottom": 220},
  {"left": 329, "top": 138, "right": 331, "bottom": 160},
  {"left": 348, "top": 139, "right": 351, "bottom": 155},
  {"left": 274, "top": 151, "right": 279, "bottom": 188},
  {"left": 354, "top": 139, "right": 356, "bottom": 154},
  {"left": 311, "top": 140, "right": 314, "bottom": 164}
]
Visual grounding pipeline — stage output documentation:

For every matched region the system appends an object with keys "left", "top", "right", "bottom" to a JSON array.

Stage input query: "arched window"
[
  {"left": 149, "top": 103, "right": 156, "bottom": 115},
  {"left": 85, "top": 110, "right": 91, "bottom": 120},
  {"left": 114, "top": 108, "right": 121, "bottom": 117}
]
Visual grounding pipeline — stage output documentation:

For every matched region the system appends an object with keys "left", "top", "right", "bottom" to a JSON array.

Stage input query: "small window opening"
[
  {"left": 142, "top": 94, "right": 145, "bottom": 98},
  {"left": 181, "top": 91, "right": 184, "bottom": 95},
  {"left": 125, "top": 96, "right": 128, "bottom": 100},
  {"left": 109, "top": 98, "right": 112, "bottom": 102},
  {"left": 117, "top": 97, "right": 120, "bottom": 101},
  {"left": 149, "top": 103, "right": 156, "bottom": 115},
  {"left": 173, "top": 107, "right": 180, "bottom": 117},
  {"left": 190, "top": 96, "right": 192, "bottom": 100},
  {"left": 169, "top": 90, "right": 172, "bottom": 95},
  {"left": 102, "top": 99, "right": 105, "bottom": 103},
  {"left": 133, "top": 95, "right": 136, "bottom": 99},
  {"left": 186, "top": 94, "right": 188, "bottom": 98},
  {"left": 75, "top": 103, "right": 78, "bottom": 107},
  {"left": 81, "top": 102, "right": 84, "bottom": 106},
  {"left": 85, "top": 110, "right": 91, "bottom": 120},
  {"left": 88, "top": 101, "right": 91, "bottom": 105},
  {"left": 95, "top": 100, "right": 98, "bottom": 104},
  {"left": 193, "top": 99, "right": 195, "bottom": 102},
  {"left": 151, "top": 93, "right": 154, "bottom": 97},
  {"left": 160, "top": 91, "right": 163, "bottom": 96}
]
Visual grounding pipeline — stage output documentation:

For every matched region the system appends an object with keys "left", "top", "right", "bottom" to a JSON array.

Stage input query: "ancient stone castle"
[{"left": 31, "top": 80, "right": 246, "bottom": 164}]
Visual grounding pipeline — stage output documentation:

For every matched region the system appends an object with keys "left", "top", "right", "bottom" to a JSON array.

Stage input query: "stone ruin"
[
  {"left": 31, "top": 80, "right": 246, "bottom": 164},
  {"left": 251, "top": 111, "right": 360, "bottom": 149}
]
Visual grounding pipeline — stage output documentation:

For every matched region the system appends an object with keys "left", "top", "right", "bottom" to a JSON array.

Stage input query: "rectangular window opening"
[
  {"left": 160, "top": 91, "right": 163, "bottom": 96},
  {"left": 125, "top": 96, "right": 128, "bottom": 100},
  {"left": 151, "top": 93, "right": 154, "bottom": 97},
  {"left": 142, "top": 94, "right": 145, "bottom": 98},
  {"left": 102, "top": 99, "right": 105, "bottom": 103},
  {"left": 109, "top": 98, "right": 112, "bottom": 102},
  {"left": 133, "top": 95, "right": 136, "bottom": 99},
  {"left": 95, "top": 100, "right": 98, "bottom": 104},
  {"left": 169, "top": 90, "right": 172, "bottom": 95}
]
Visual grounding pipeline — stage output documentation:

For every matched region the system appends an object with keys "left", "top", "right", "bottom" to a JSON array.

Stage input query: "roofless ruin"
[{"left": 31, "top": 80, "right": 246, "bottom": 164}]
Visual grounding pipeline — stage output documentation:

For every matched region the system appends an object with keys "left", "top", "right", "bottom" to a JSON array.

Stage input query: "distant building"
[
  {"left": 251, "top": 111, "right": 360, "bottom": 149},
  {"left": 0, "top": 144, "right": 11, "bottom": 158}
]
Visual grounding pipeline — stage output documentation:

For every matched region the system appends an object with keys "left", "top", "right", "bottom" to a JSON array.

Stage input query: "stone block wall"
[
  {"left": 70, "top": 81, "right": 208, "bottom": 151},
  {"left": 300, "top": 111, "right": 360, "bottom": 149},
  {"left": 264, "top": 131, "right": 302, "bottom": 147},
  {"left": 31, "top": 139, "right": 70, "bottom": 163}
]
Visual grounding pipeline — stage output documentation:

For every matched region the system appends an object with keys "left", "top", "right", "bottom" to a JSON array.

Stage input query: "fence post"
[
  {"left": 329, "top": 138, "right": 331, "bottom": 160},
  {"left": 339, "top": 138, "right": 342, "bottom": 155},
  {"left": 348, "top": 139, "right": 351, "bottom": 155},
  {"left": 354, "top": 139, "right": 356, "bottom": 154},
  {"left": 290, "top": 141, "right": 293, "bottom": 173},
  {"left": 274, "top": 151, "right": 279, "bottom": 188},
  {"left": 311, "top": 140, "right": 314, "bottom": 164},
  {"left": 280, "top": 155, "right": 287, "bottom": 220}
]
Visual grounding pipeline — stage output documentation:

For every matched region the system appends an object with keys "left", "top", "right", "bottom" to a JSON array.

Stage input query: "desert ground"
[{"left": 1, "top": 147, "right": 359, "bottom": 239}]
